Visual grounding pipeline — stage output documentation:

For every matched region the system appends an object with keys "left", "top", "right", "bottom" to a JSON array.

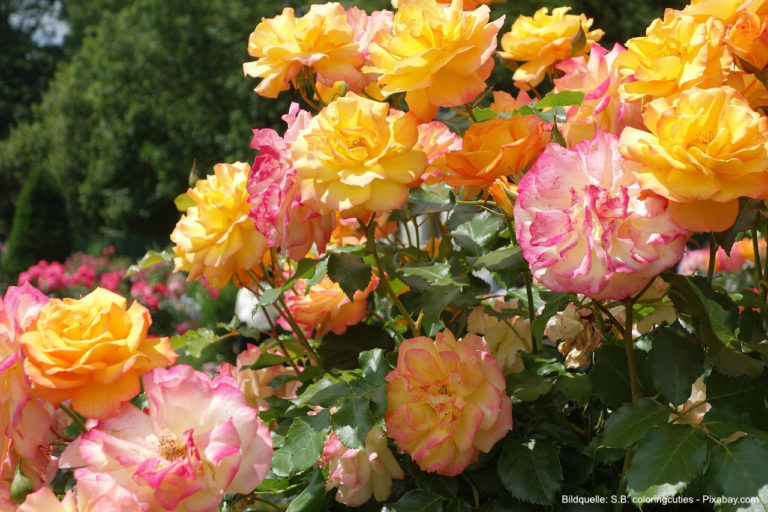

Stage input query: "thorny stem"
[
  {"left": 366, "top": 216, "right": 420, "bottom": 337},
  {"left": 464, "top": 102, "right": 479, "bottom": 123}
]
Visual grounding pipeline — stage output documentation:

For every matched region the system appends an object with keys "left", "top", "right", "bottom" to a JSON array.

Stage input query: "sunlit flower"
[
  {"left": 488, "top": 177, "right": 517, "bottom": 217},
  {"left": 171, "top": 162, "right": 269, "bottom": 289},
  {"left": 319, "top": 426, "right": 405, "bottom": 506},
  {"left": 553, "top": 43, "right": 643, "bottom": 146},
  {"left": 219, "top": 344, "right": 300, "bottom": 412},
  {"left": 498, "top": 7, "right": 603, "bottom": 89},
  {"left": 467, "top": 299, "right": 531, "bottom": 374},
  {"left": 18, "top": 472, "right": 144, "bottom": 512},
  {"left": 243, "top": 3, "right": 367, "bottom": 98},
  {"left": 414, "top": 121, "right": 462, "bottom": 184},
  {"left": 367, "top": 0, "right": 504, "bottom": 121},
  {"left": 515, "top": 131, "right": 688, "bottom": 300},
  {"left": 620, "top": 86, "right": 768, "bottom": 232},
  {"left": 725, "top": 10, "right": 768, "bottom": 72},
  {"left": 19, "top": 288, "right": 177, "bottom": 419},
  {"left": 60, "top": 365, "right": 273, "bottom": 512},
  {"left": 292, "top": 93, "right": 428, "bottom": 218},
  {"left": 281, "top": 274, "right": 379, "bottom": 338},
  {"left": 248, "top": 104, "right": 335, "bottom": 260},
  {"left": 615, "top": 10, "right": 729, "bottom": 102},
  {"left": 385, "top": 329, "right": 512, "bottom": 476}
]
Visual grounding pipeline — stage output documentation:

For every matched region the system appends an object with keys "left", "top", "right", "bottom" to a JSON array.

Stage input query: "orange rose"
[
  {"left": 725, "top": 10, "right": 768, "bottom": 72},
  {"left": 19, "top": 288, "right": 178, "bottom": 419}
]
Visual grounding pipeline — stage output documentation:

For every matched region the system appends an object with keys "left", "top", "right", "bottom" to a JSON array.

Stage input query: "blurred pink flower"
[
  {"left": 514, "top": 131, "right": 688, "bottom": 300},
  {"left": 248, "top": 103, "right": 335, "bottom": 260},
  {"left": 319, "top": 426, "right": 404, "bottom": 506},
  {"left": 385, "top": 330, "right": 512, "bottom": 476},
  {"left": 60, "top": 365, "right": 273, "bottom": 512},
  {"left": 18, "top": 471, "right": 144, "bottom": 512},
  {"left": 98, "top": 271, "right": 123, "bottom": 291}
]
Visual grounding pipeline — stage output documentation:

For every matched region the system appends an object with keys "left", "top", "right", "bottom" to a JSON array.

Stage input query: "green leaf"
[
  {"left": 473, "top": 245, "right": 524, "bottom": 271},
  {"left": 10, "top": 466, "right": 32, "bottom": 504},
  {"left": 602, "top": 399, "right": 671, "bottom": 449},
  {"left": 648, "top": 326, "right": 704, "bottom": 405},
  {"left": 407, "top": 461, "right": 458, "bottom": 499},
  {"left": 318, "top": 324, "right": 394, "bottom": 370},
  {"left": 498, "top": 439, "right": 563, "bottom": 505},
  {"left": 173, "top": 191, "right": 195, "bottom": 212},
  {"left": 124, "top": 249, "right": 172, "bottom": 277},
  {"left": 704, "top": 436, "right": 768, "bottom": 510},
  {"left": 707, "top": 370, "right": 768, "bottom": 430},
  {"left": 399, "top": 262, "right": 467, "bottom": 288},
  {"left": 383, "top": 490, "right": 444, "bottom": 512},
  {"left": 554, "top": 372, "right": 592, "bottom": 404},
  {"left": 327, "top": 252, "right": 372, "bottom": 301},
  {"left": 293, "top": 377, "right": 351, "bottom": 408},
  {"left": 422, "top": 285, "right": 462, "bottom": 324},
  {"left": 331, "top": 394, "right": 375, "bottom": 450},
  {"left": 715, "top": 198, "right": 765, "bottom": 256},
  {"left": 506, "top": 370, "right": 553, "bottom": 401},
  {"left": 450, "top": 210, "right": 500, "bottom": 257},
  {"left": 408, "top": 183, "right": 454, "bottom": 215},
  {"left": 247, "top": 351, "right": 288, "bottom": 370},
  {"left": 535, "top": 90, "right": 585, "bottom": 109},
  {"left": 590, "top": 345, "right": 634, "bottom": 408},
  {"left": 360, "top": 348, "right": 388, "bottom": 385},
  {"left": 274, "top": 418, "right": 327, "bottom": 475},
  {"left": 626, "top": 425, "right": 707, "bottom": 497},
  {"left": 284, "top": 258, "right": 324, "bottom": 290},
  {"left": 255, "top": 287, "right": 284, "bottom": 307},
  {"left": 170, "top": 327, "right": 216, "bottom": 357},
  {"left": 286, "top": 468, "right": 326, "bottom": 512},
  {"left": 472, "top": 107, "right": 500, "bottom": 122}
]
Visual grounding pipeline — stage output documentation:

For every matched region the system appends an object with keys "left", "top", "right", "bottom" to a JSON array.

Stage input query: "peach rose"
[
  {"left": 620, "top": 86, "right": 768, "bottom": 232},
  {"left": 19, "top": 288, "right": 178, "bottom": 419},
  {"left": 366, "top": 0, "right": 504, "bottom": 121},
  {"left": 498, "top": 7, "right": 603, "bottom": 89},
  {"left": 725, "top": 10, "right": 768, "bottom": 72},
  {"left": 385, "top": 330, "right": 512, "bottom": 476},
  {"left": 292, "top": 93, "right": 428, "bottom": 219},
  {"left": 172, "top": 162, "right": 269, "bottom": 289}
]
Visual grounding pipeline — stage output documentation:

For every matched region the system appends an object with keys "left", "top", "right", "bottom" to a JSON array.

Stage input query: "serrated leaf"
[
  {"left": 327, "top": 252, "right": 372, "bottom": 300},
  {"left": 473, "top": 245, "right": 524, "bottom": 271},
  {"left": 170, "top": 327, "right": 216, "bottom": 357},
  {"left": 704, "top": 436, "right": 768, "bottom": 510},
  {"left": 707, "top": 370, "right": 768, "bottom": 430},
  {"left": 422, "top": 285, "right": 462, "bottom": 323},
  {"left": 382, "top": 489, "right": 445, "bottom": 512},
  {"left": 498, "top": 440, "right": 563, "bottom": 505},
  {"left": 293, "top": 377, "right": 351, "bottom": 407},
  {"left": 174, "top": 191, "right": 195, "bottom": 212},
  {"left": 286, "top": 468, "right": 326, "bottom": 512},
  {"left": 125, "top": 249, "right": 172, "bottom": 277},
  {"left": 399, "top": 262, "right": 467, "bottom": 288},
  {"left": 506, "top": 370, "right": 553, "bottom": 401},
  {"left": 450, "top": 210, "right": 500, "bottom": 256},
  {"left": 331, "top": 395, "right": 375, "bottom": 450},
  {"left": 535, "top": 90, "right": 585, "bottom": 109},
  {"left": 648, "top": 327, "right": 704, "bottom": 405},
  {"left": 407, "top": 461, "right": 458, "bottom": 499},
  {"left": 589, "top": 345, "right": 634, "bottom": 408},
  {"left": 408, "top": 183, "right": 454, "bottom": 215},
  {"left": 554, "top": 372, "right": 592, "bottom": 404},
  {"left": 360, "top": 348, "right": 388, "bottom": 384},
  {"left": 602, "top": 399, "right": 671, "bottom": 449},
  {"left": 318, "top": 324, "right": 394, "bottom": 370},
  {"left": 284, "top": 258, "right": 324, "bottom": 290},
  {"left": 286, "top": 418, "right": 327, "bottom": 472},
  {"left": 626, "top": 425, "right": 707, "bottom": 497}
]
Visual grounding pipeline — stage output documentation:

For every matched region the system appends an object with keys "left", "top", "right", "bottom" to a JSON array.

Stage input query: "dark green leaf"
[
  {"left": 707, "top": 370, "right": 768, "bottom": 430},
  {"left": 704, "top": 436, "right": 768, "bottom": 510},
  {"left": 450, "top": 210, "right": 500, "bottom": 256},
  {"left": 382, "top": 490, "right": 444, "bottom": 512},
  {"left": 275, "top": 418, "right": 327, "bottom": 475},
  {"left": 327, "top": 252, "right": 372, "bottom": 301},
  {"left": 590, "top": 346, "right": 634, "bottom": 408},
  {"left": 360, "top": 348, "right": 388, "bottom": 384},
  {"left": 408, "top": 183, "right": 454, "bottom": 215},
  {"left": 602, "top": 399, "right": 671, "bottom": 449},
  {"left": 399, "top": 262, "right": 467, "bottom": 288},
  {"left": 498, "top": 440, "right": 563, "bottom": 505},
  {"left": 422, "top": 285, "right": 462, "bottom": 324},
  {"left": 286, "top": 468, "right": 327, "bottom": 512},
  {"left": 407, "top": 461, "right": 458, "bottom": 499},
  {"left": 247, "top": 351, "right": 288, "bottom": 370},
  {"left": 506, "top": 370, "right": 553, "bottom": 401},
  {"left": 648, "top": 327, "right": 704, "bottom": 405},
  {"left": 473, "top": 245, "right": 525, "bottom": 271},
  {"left": 284, "top": 258, "right": 324, "bottom": 290},
  {"left": 626, "top": 425, "right": 707, "bottom": 497},
  {"left": 293, "top": 377, "right": 351, "bottom": 407},
  {"left": 331, "top": 395, "right": 375, "bottom": 450},
  {"left": 554, "top": 372, "right": 592, "bottom": 404},
  {"left": 318, "top": 324, "right": 394, "bottom": 370},
  {"left": 702, "top": 406, "right": 768, "bottom": 441}
]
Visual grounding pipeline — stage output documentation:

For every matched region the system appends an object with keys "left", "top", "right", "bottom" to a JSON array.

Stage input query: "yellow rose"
[
  {"left": 615, "top": 10, "right": 729, "bottom": 103},
  {"left": 171, "top": 162, "right": 268, "bottom": 289},
  {"left": 243, "top": 3, "right": 366, "bottom": 98},
  {"left": 291, "top": 93, "right": 428, "bottom": 218},
  {"left": 19, "top": 288, "right": 177, "bottom": 419},
  {"left": 620, "top": 86, "right": 768, "bottom": 232},
  {"left": 366, "top": 0, "right": 504, "bottom": 121},
  {"left": 498, "top": 7, "right": 603, "bottom": 89},
  {"left": 725, "top": 10, "right": 768, "bottom": 72}
]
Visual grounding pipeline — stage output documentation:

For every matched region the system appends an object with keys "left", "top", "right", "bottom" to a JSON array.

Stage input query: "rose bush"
[{"left": 8, "top": 0, "right": 768, "bottom": 509}]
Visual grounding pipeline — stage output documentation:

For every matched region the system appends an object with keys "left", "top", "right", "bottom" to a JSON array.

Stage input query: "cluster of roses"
[{"left": 17, "top": 248, "right": 125, "bottom": 296}]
